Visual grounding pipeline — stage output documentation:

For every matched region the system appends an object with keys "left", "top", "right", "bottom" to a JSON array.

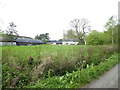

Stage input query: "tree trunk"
[{"left": 78, "top": 39, "right": 85, "bottom": 45}]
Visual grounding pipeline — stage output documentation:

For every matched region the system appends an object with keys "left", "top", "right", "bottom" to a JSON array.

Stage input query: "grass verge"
[{"left": 26, "top": 52, "right": 119, "bottom": 88}]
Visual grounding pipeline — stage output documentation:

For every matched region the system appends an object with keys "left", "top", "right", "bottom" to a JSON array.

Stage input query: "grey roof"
[
  {"left": 48, "top": 40, "right": 57, "bottom": 42},
  {"left": 56, "top": 41, "right": 62, "bottom": 43},
  {"left": 16, "top": 38, "right": 44, "bottom": 43},
  {"left": 47, "top": 40, "right": 62, "bottom": 43},
  {"left": 0, "top": 34, "right": 41, "bottom": 43}
]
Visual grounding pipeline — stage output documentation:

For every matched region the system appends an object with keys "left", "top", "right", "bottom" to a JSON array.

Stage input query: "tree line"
[
  {"left": 0, "top": 15, "right": 119, "bottom": 45},
  {"left": 64, "top": 16, "right": 119, "bottom": 45}
]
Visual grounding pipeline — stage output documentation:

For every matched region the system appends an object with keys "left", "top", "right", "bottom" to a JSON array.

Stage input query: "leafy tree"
[
  {"left": 58, "top": 39, "right": 63, "bottom": 41},
  {"left": 64, "top": 29, "right": 77, "bottom": 39},
  {"left": 5, "top": 22, "right": 18, "bottom": 35},
  {"left": 85, "top": 16, "right": 118, "bottom": 45},
  {"left": 70, "top": 18, "right": 91, "bottom": 45},
  {"left": 102, "top": 31, "right": 111, "bottom": 44},
  {"left": 104, "top": 16, "right": 118, "bottom": 45},
  {"left": 35, "top": 33, "right": 50, "bottom": 42},
  {"left": 86, "top": 30, "right": 104, "bottom": 45},
  {"left": 86, "top": 22, "right": 119, "bottom": 45},
  {"left": 5, "top": 22, "right": 18, "bottom": 41},
  {"left": 0, "top": 29, "right": 4, "bottom": 35},
  {"left": 105, "top": 24, "right": 119, "bottom": 45}
]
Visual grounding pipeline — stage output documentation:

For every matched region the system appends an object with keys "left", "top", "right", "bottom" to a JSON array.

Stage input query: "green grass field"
[{"left": 2, "top": 45, "right": 118, "bottom": 88}]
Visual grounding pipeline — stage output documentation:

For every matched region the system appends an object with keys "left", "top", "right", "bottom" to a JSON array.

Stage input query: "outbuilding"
[
  {"left": 0, "top": 34, "right": 16, "bottom": 46},
  {"left": 0, "top": 34, "right": 44, "bottom": 46},
  {"left": 62, "top": 39, "right": 78, "bottom": 45},
  {"left": 47, "top": 40, "right": 62, "bottom": 45},
  {"left": 16, "top": 38, "right": 44, "bottom": 45}
]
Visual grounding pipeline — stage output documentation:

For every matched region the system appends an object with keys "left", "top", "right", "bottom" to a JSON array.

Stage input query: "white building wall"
[
  {"left": 0, "top": 42, "right": 16, "bottom": 46},
  {"left": 53, "top": 43, "right": 56, "bottom": 45},
  {"left": 0, "top": 42, "right": 2, "bottom": 46},
  {"left": 62, "top": 41, "right": 78, "bottom": 45}
]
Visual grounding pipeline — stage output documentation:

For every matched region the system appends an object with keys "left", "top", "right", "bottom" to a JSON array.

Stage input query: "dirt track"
[{"left": 83, "top": 64, "right": 119, "bottom": 88}]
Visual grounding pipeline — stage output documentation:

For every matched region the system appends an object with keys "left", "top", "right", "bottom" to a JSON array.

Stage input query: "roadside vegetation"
[
  {"left": 26, "top": 52, "right": 119, "bottom": 88},
  {"left": 2, "top": 45, "right": 118, "bottom": 88}
]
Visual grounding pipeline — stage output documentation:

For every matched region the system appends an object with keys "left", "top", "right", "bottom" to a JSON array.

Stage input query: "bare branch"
[{"left": 70, "top": 18, "right": 91, "bottom": 45}]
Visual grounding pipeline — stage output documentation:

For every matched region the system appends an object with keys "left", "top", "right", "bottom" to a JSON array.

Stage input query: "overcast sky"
[{"left": 0, "top": 0, "right": 119, "bottom": 40}]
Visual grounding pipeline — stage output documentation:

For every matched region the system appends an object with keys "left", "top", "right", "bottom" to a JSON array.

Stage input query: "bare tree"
[{"left": 70, "top": 18, "right": 91, "bottom": 45}]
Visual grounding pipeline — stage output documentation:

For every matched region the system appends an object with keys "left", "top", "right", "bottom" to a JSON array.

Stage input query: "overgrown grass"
[
  {"left": 26, "top": 52, "right": 119, "bottom": 88},
  {"left": 2, "top": 45, "right": 118, "bottom": 88}
]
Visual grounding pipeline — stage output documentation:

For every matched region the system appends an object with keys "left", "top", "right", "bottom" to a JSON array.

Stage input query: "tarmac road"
[{"left": 83, "top": 64, "right": 120, "bottom": 88}]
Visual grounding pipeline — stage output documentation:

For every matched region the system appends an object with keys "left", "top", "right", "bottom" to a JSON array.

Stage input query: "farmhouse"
[{"left": 62, "top": 39, "right": 78, "bottom": 45}]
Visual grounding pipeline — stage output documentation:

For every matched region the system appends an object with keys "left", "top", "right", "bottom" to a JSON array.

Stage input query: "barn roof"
[
  {"left": 47, "top": 40, "right": 57, "bottom": 42},
  {"left": 47, "top": 40, "right": 62, "bottom": 43},
  {"left": 0, "top": 34, "right": 32, "bottom": 42},
  {"left": 0, "top": 34, "right": 44, "bottom": 43},
  {"left": 16, "top": 38, "right": 44, "bottom": 43}
]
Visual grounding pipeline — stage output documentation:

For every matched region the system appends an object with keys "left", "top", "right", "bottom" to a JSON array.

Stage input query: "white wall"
[
  {"left": 0, "top": 42, "right": 16, "bottom": 46},
  {"left": 62, "top": 41, "right": 78, "bottom": 45}
]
